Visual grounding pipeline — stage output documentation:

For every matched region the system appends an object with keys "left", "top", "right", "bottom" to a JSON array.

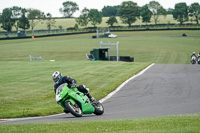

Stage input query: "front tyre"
[
  {"left": 93, "top": 102, "right": 104, "bottom": 115},
  {"left": 65, "top": 101, "right": 82, "bottom": 117},
  {"left": 191, "top": 60, "right": 196, "bottom": 64}
]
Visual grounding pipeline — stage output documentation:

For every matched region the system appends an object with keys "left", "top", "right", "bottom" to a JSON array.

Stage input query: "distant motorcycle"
[
  {"left": 197, "top": 56, "right": 200, "bottom": 65},
  {"left": 191, "top": 56, "right": 196, "bottom": 65}
]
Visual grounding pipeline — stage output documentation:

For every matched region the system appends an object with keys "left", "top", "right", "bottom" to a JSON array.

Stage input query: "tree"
[
  {"left": 167, "top": 8, "right": 174, "bottom": 14},
  {"left": 0, "top": 13, "right": 2, "bottom": 31},
  {"left": 75, "top": 8, "right": 89, "bottom": 27},
  {"left": 88, "top": 9, "right": 103, "bottom": 27},
  {"left": 0, "top": 8, "right": 16, "bottom": 32},
  {"left": 18, "top": 8, "right": 30, "bottom": 31},
  {"left": 140, "top": 4, "right": 152, "bottom": 24},
  {"left": 27, "top": 9, "right": 45, "bottom": 32},
  {"left": 172, "top": 2, "right": 188, "bottom": 24},
  {"left": 0, "top": 13, "right": 2, "bottom": 24},
  {"left": 74, "top": 23, "right": 78, "bottom": 30},
  {"left": 59, "top": 1, "right": 79, "bottom": 18},
  {"left": 189, "top": 3, "right": 200, "bottom": 25},
  {"left": 102, "top": 6, "right": 120, "bottom": 17},
  {"left": 46, "top": 13, "right": 56, "bottom": 31},
  {"left": 118, "top": 1, "right": 140, "bottom": 27},
  {"left": 11, "top": 6, "right": 22, "bottom": 31},
  {"left": 106, "top": 16, "right": 118, "bottom": 27},
  {"left": 148, "top": 1, "right": 167, "bottom": 24}
]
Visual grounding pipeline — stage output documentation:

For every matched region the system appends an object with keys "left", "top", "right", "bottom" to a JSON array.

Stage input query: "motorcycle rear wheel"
[{"left": 65, "top": 101, "right": 82, "bottom": 117}]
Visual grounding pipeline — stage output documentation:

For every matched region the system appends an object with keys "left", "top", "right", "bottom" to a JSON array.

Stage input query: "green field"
[
  {"left": 1, "top": 115, "right": 200, "bottom": 133},
  {"left": 0, "top": 30, "right": 200, "bottom": 132},
  {"left": 33, "top": 15, "right": 179, "bottom": 30}
]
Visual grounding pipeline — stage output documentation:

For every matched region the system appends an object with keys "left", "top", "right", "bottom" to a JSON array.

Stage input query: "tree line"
[
  {"left": 0, "top": 1, "right": 199, "bottom": 32},
  {"left": 0, "top": 7, "right": 56, "bottom": 32}
]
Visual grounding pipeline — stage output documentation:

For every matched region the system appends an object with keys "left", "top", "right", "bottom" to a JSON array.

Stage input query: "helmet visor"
[{"left": 53, "top": 77, "right": 59, "bottom": 83}]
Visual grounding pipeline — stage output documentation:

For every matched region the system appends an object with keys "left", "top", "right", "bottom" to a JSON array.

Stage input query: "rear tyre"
[
  {"left": 93, "top": 102, "right": 104, "bottom": 115},
  {"left": 65, "top": 101, "right": 82, "bottom": 117}
]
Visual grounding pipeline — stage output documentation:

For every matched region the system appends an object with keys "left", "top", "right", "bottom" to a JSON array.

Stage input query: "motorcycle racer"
[
  {"left": 52, "top": 71, "right": 95, "bottom": 103},
  {"left": 198, "top": 52, "right": 200, "bottom": 64},
  {"left": 191, "top": 52, "right": 197, "bottom": 59},
  {"left": 191, "top": 52, "right": 197, "bottom": 64}
]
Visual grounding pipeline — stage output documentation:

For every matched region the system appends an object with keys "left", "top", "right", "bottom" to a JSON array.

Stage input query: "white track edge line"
[{"left": 0, "top": 113, "right": 66, "bottom": 122}]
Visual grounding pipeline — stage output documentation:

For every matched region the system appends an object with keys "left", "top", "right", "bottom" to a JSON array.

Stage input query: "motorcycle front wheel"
[
  {"left": 93, "top": 102, "right": 104, "bottom": 115},
  {"left": 191, "top": 60, "right": 196, "bottom": 64},
  {"left": 65, "top": 101, "right": 82, "bottom": 117}
]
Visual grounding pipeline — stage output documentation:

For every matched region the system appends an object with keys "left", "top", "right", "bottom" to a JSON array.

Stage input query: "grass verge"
[{"left": 1, "top": 114, "right": 200, "bottom": 133}]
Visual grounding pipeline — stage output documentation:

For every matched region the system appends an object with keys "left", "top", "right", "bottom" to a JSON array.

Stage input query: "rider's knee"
[{"left": 77, "top": 85, "right": 88, "bottom": 93}]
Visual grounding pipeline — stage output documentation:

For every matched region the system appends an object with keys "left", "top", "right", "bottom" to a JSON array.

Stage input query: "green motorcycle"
[{"left": 56, "top": 83, "right": 104, "bottom": 117}]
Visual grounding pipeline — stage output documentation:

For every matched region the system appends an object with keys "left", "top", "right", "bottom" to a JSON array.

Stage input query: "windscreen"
[{"left": 56, "top": 83, "right": 66, "bottom": 95}]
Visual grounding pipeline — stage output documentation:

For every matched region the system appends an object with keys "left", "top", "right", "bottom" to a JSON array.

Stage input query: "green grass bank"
[{"left": 1, "top": 115, "right": 200, "bottom": 133}]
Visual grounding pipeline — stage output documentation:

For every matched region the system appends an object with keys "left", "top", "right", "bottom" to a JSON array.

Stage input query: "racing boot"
[{"left": 86, "top": 93, "right": 96, "bottom": 103}]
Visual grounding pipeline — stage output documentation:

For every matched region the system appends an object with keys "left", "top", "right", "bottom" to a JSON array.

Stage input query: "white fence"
[{"left": 29, "top": 55, "right": 43, "bottom": 62}]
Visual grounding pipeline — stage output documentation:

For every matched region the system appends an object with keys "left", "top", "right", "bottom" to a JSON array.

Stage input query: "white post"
[
  {"left": 29, "top": 55, "right": 32, "bottom": 62},
  {"left": 100, "top": 41, "right": 102, "bottom": 48},
  {"left": 96, "top": 27, "right": 99, "bottom": 38},
  {"left": 116, "top": 41, "right": 119, "bottom": 61}
]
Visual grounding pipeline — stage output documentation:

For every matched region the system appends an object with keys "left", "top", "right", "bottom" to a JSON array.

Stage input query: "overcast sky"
[{"left": 0, "top": 0, "right": 199, "bottom": 17}]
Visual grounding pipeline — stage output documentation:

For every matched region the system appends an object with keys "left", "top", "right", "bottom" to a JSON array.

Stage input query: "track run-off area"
[{"left": 1, "top": 64, "right": 200, "bottom": 124}]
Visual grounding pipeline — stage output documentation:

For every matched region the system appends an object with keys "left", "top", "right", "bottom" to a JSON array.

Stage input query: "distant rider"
[
  {"left": 191, "top": 52, "right": 197, "bottom": 63},
  {"left": 198, "top": 52, "right": 200, "bottom": 64},
  {"left": 52, "top": 71, "right": 95, "bottom": 102}
]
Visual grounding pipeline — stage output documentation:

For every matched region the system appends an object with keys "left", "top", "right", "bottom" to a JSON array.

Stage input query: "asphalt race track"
[{"left": 1, "top": 64, "right": 200, "bottom": 124}]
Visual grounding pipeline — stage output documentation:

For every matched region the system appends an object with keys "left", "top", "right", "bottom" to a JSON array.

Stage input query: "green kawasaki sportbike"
[{"left": 56, "top": 83, "right": 104, "bottom": 117}]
